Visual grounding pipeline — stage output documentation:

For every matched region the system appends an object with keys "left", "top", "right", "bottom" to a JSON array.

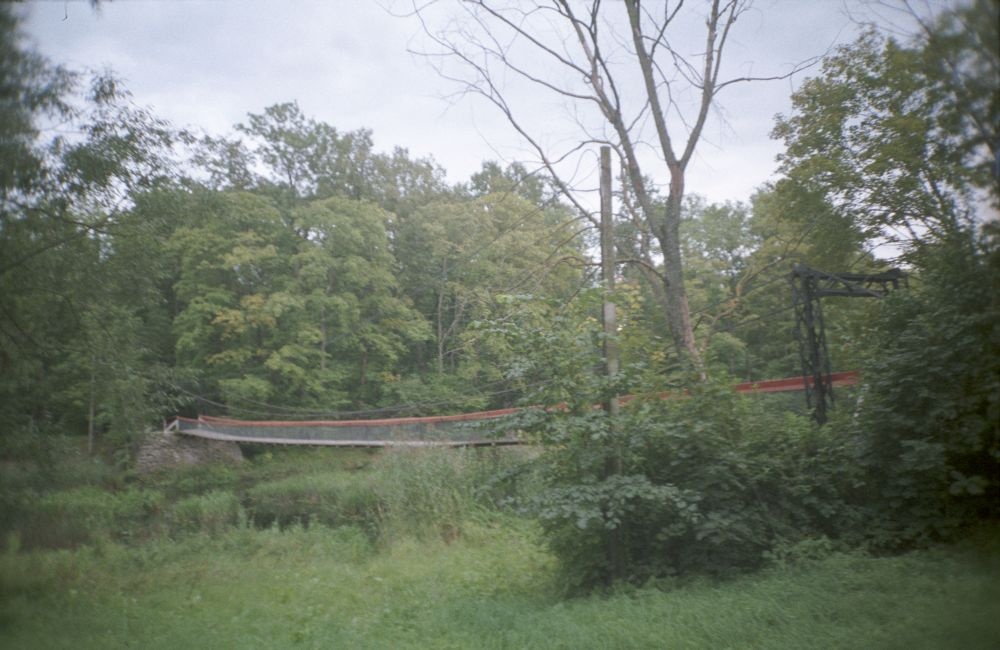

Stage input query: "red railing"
[{"left": 168, "top": 371, "right": 861, "bottom": 432}]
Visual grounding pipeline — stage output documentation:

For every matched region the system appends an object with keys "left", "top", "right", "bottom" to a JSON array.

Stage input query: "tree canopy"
[{"left": 0, "top": 3, "right": 997, "bottom": 589}]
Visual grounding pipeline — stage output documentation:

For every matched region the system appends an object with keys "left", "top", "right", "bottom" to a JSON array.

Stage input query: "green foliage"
[
  {"left": 169, "top": 490, "right": 243, "bottom": 536},
  {"left": 146, "top": 463, "right": 240, "bottom": 500},
  {"left": 243, "top": 446, "right": 530, "bottom": 544},
  {"left": 2, "top": 7, "right": 583, "bottom": 445},
  {"left": 518, "top": 385, "right": 874, "bottom": 590},
  {"left": 0, "top": 418, "right": 997, "bottom": 648},
  {"left": 394, "top": 191, "right": 581, "bottom": 384},
  {"left": 773, "top": 1, "right": 998, "bottom": 248},
  {"left": 228, "top": 100, "right": 447, "bottom": 212},
  {"left": 14, "top": 486, "right": 164, "bottom": 549},
  {"left": 0, "top": 6, "right": 74, "bottom": 198},
  {"left": 245, "top": 471, "right": 381, "bottom": 532},
  {"left": 239, "top": 446, "right": 375, "bottom": 479},
  {"left": 855, "top": 231, "right": 1000, "bottom": 546},
  {"left": 368, "top": 448, "right": 517, "bottom": 543},
  {"left": 251, "top": 445, "right": 528, "bottom": 544},
  {"left": 466, "top": 160, "right": 558, "bottom": 206},
  {"left": 486, "top": 294, "right": 847, "bottom": 589},
  {"left": 0, "top": 8, "right": 183, "bottom": 455},
  {"left": 168, "top": 190, "right": 432, "bottom": 411},
  {"left": 376, "top": 372, "right": 491, "bottom": 414},
  {"left": 3, "top": 2, "right": 995, "bottom": 621},
  {"left": 1, "top": 518, "right": 998, "bottom": 649},
  {"left": 2, "top": 440, "right": 527, "bottom": 553}
]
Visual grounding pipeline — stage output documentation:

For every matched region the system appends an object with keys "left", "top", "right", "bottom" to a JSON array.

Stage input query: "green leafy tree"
[
  {"left": 170, "top": 192, "right": 430, "bottom": 412},
  {"left": 1, "top": 6, "right": 181, "bottom": 453},
  {"left": 418, "top": 1, "right": 819, "bottom": 367},
  {"left": 195, "top": 102, "right": 448, "bottom": 217},
  {"left": 236, "top": 102, "right": 377, "bottom": 201},
  {"left": 492, "top": 292, "right": 852, "bottom": 591},
  {"left": 854, "top": 229, "right": 1000, "bottom": 546},
  {"left": 394, "top": 189, "right": 583, "bottom": 402},
  {"left": 679, "top": 197, "right": 758, "bottom": 374},
  {"left": 291, "top": 197, "right": 430, "bottom": 402},
  {"left": 465, "top": 160, "right": 556, "bottom": 207},
  {"left": 0, "top": 6, "right": 73, "bottom": 207},
  {"left": 772, "top": 0, "right": 1000, "bottom": 545},
  {"left": 773, "top": 0, "right": 998, "bottom": 250},
  {"left": 728, "top": 183, "right": 874, "bottom": 380},
  {"left": 665, "top": 188, "right": 871, "bottom": 381}
]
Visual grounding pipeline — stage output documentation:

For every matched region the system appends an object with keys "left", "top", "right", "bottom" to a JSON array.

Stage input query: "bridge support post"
[{"left": 791, "top": 265, "right": 906, "bottom": 424}]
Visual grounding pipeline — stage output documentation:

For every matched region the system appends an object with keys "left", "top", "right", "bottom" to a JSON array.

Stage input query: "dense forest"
[{"left": 1, "top": 0, "right": 998, "bottom": 599}]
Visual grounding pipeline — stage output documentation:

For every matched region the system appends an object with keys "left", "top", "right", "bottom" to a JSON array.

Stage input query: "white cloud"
[{"left": 24, "top": 0, "right": 869, "bottom": 200}]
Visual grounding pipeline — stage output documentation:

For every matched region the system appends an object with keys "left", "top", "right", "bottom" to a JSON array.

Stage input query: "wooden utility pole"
[
  {"left": 600, "top": 146, "right": 620, "bottom": 418},
  {"left": 600, "top": 145, "right": 623, "bottom": 582}
]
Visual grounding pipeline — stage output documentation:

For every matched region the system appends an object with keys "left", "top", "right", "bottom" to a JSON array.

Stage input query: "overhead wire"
[{"left": 165, "top": 375, "right": 560, "bottom": 420}]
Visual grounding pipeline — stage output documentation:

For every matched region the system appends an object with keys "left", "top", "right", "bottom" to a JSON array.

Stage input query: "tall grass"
[
  {"left": 1, "top": 523, "right": 997, "bottom": 649},
  {"left": 368, "top": 447, "right": 515, "bottom": 542},
  {"left": 246, "top": 471, "right": 381, "bottom": 532},
  {"left": 242, "top": 447, "right": 532, "bottom": 543},
  {"left": 169, "top": 490, "right": 243, "bottom": 536},
  {"left": 8, "top": 486, "right": 164, "bottom": 549},
  {"left": 1, "top": 443, "right": 998, "bottom": 647},
  {"left": 2, "top": 443, "right": 531, "bottom": 552}
]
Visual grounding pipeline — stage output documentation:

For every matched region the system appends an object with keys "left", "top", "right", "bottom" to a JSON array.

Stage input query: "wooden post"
[
  {"left": 600, "top": 146, "right": 619, "bottom": 417},
  {"left": 600, "top": 145, "right": 623, "bottom": 582}
]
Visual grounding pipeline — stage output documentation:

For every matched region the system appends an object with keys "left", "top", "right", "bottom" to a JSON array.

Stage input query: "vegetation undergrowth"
[
  {"left": 1, "top": 415, "right": 997, "bottom": 648},
  {"left": 1, "top": 515, "right": 997, "bottom": 649}
]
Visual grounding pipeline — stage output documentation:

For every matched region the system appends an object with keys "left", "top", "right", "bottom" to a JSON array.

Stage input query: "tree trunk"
[
  {"left": 436, "top": 285, "right": 445, "bottom": 375},
  {"left": 319, "top": 311, "right": 328, "bottom": 372},
  {"left": 87, "top": 355, "right": 96, "bottom": 456},
  {"left": 661, "top": 180, "right": 700, "bottom": 366}
]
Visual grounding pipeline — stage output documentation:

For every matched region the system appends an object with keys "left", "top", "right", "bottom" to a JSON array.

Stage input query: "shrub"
[
  {"left": 0, "top": 437, "right": 120, "bottom": 493},
  {"left": 240, "top": 447, "right": 375, "bottom": 480},
  {"left": 169, "top": 490, "right": 242, "bottom": 535},
  {"left": 855, "top": 232, "right": 1000, "bottom": 547},
  {"left": 368, "top": 448, "right": 491, "bottom": 542},
  {"left": 512, "top": 383, "right": 863, "bottom": 590},
  {"left": 17, "top": 486, "right": 164, "bottom": 549},
  {"left": 488, "top": 294, "right": 871, "bottom": 591},
  {"left": 245, "top": 472, "right": 380, "bottom": 532},
  {"left": 371, "top": 447, "right": 524, "bottom": 541},
  {"left": 152, "top": 464, "right": 241, "bottom": 500}
]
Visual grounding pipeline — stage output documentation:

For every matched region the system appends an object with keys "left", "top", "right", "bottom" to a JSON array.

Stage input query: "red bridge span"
[{"left": 166, "top": 371, "right": 860, "bottom": 448}]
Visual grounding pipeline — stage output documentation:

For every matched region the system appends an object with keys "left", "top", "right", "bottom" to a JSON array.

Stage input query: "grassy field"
[{"left": 1, "top": 445, "right": 998, "bottom": 649}]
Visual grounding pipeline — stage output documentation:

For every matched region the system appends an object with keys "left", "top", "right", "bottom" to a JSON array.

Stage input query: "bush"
[
  {"left": 489, "top": 294, "right": 870, "bottom": 591},
  {"left": 16, "top": 486, "right": 164, "bottom": 549},
  {"left": 151, "top": 464, "right": 241, "bottom": 500},
  {"left": 241, "top": 447, "right": 375, "bottom": 475},
  {"left": 0, "top": 437, "right": 120, "bottom": 494},
  {"left": 856, "top": 232, "right": 1000, "bottom": 547},
  {"left": 367, "top": 448, "right": 506, "bottom": 542},
  {"left": 521, "top": 383, "right": 869, "bottom": 590},
  {"left": 245, "top": 472, "right": 380, "bottom": 533},
  {"left": 169, "top": 490, "right": 243, "bottom": 535}
]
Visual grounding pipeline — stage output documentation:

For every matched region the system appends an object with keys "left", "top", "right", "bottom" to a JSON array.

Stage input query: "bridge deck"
[
  {"left": 168, "top": 372, "right": 861, "bottom": 446},
  {"left": 176, "top": 427, "right": 522, "bottom": 448}
]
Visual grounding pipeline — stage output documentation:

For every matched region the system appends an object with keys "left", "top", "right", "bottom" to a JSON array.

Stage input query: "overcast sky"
[{"left": 22, "top": 1, "right": 909, "bottom": 203}]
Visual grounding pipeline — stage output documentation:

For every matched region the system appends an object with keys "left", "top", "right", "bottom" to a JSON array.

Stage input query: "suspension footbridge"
[{"left": 166, "top": 371, "right": 860, "bottom": 448}]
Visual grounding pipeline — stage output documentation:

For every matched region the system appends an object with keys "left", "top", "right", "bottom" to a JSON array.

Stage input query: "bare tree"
[{"left": 411, "top": 0, "right": 816, "bottom": 370}]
